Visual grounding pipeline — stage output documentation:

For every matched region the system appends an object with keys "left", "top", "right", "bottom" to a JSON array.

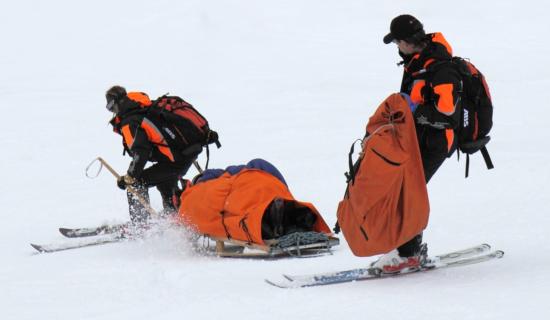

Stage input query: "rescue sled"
[{"left": 179, "top": 159, "right": 339, "bottom": 258}]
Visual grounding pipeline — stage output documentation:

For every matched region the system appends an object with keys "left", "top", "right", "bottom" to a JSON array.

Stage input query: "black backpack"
[
  {"left": 428, "top": 57, "right": 494, "bottom": 177},
  {"left": 150, "top": 95, "right": 221, "bottom": 169},
  {"left": 152, "top": 96, "right": 220, "bottom": 145}
]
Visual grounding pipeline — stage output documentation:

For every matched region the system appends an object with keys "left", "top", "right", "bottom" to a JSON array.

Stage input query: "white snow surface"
[{"left": 2, "top": 0, "right": 549, "bottom": 319}]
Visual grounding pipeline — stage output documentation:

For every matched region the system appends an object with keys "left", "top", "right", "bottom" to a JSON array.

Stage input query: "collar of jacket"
[
  {"left": 403, "top": 32, "right": 453, "bottom": 75},
  {"left": 109, "top": 107, "right": 147, "bottom": 134}
]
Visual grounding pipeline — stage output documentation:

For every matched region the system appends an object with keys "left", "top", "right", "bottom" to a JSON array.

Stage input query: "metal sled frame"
[{"left": 204, "top": 235, "right": 340, "bottom": 258}]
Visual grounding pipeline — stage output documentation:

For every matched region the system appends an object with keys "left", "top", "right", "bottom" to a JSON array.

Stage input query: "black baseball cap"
[{"left": 383, "top": 14, "right": 425, "bottom": 44}]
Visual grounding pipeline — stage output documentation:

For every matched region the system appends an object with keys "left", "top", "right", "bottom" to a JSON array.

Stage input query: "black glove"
[{"left": 117, "top": 175, "right": 136, "bottom": 190}]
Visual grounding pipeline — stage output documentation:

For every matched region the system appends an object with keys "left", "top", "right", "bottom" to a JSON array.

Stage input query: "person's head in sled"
[
  {"left": 105, "top": 85, "right": 202, "bottom": 225},
  {"left": 262, "top": 197, "right": 318, "bottom": 240},
  {"left": 372, "top": 15, "right": 462, "bottom": 273}
]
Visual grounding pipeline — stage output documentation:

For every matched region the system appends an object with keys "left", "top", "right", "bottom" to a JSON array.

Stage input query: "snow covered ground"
[{"left": 2, "top": 0, "right": 549, "bottom": 319}]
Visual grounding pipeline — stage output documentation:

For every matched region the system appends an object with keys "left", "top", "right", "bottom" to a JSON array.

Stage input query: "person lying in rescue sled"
[
  {"left": 336, "top": 15, "right": 462, "bottom": 274},
  {"left": 106, "top": 86, "right": 216, "bottom": 224},
  {"left": 177, "top": 159, "right": 333, "bottom": 248}
]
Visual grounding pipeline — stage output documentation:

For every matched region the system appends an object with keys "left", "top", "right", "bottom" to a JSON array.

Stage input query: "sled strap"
[
  {"left": 239, "top": 216, "right": 253, "bottom": 245},
  {"left": 220, "top": 211, "right": 232, "bottom": 240}
]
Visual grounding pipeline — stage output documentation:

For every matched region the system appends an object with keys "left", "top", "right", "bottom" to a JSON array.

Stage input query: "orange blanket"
[{"left": 178, "top": 168, "right": 331, "bottom": 244}]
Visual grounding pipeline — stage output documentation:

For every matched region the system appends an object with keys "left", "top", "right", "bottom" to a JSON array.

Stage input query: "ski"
[
  {"left": 284, "top": 243, "right": 491, "bottom": 282},
  {"left": 59, "top": 222, "right": 130, "bottom": 238},
  {"left": 31, "top": 234, "right": 127, "bottom": 253},
  {"left": 429, "top": 243, "right": 492, "bottom": 262},
  {"left": 33, "top": 221, "right": 169, "bottom": 253},
  {"left": 266, "top": 245, "right": 504, "bottom": 288}
]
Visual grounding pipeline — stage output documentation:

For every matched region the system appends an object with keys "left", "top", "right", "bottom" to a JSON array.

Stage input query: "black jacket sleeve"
[
  {"left": 124, "top": 122, "right": 153, "bottom": 178},
  {"left": 414, "top": 65, "right": 462, "bottom": 130}
]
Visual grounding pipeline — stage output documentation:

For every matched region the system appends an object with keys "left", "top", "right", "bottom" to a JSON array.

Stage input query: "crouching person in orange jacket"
[
  {"left": 178, "top": 159, "right": 332, "bottom": 245},
  {"left": 106, "top": 86, "right": 202, "bottom": 224}
]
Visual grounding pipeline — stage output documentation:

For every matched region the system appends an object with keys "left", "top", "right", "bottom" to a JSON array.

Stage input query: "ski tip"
[
  {"left": 58, "top": 228, "right": 72, "bottom": 237},
  {"left": 265, "top": 278, "right": 298, "bottom": 289},
  {"left": 265, "top": 279, "right": 287, "bottom": 288},
  {"left": 481, "top": 243, "right": 491, "bottom": 250},
  {"left": 495, "top": 250, "right": 505, "bottom": 258},
  {"left": 30, "top": 243, "right": 47, "bottom": 253},
  {"left": 59, "top": 227, "right": 84, "bottom": 238}
]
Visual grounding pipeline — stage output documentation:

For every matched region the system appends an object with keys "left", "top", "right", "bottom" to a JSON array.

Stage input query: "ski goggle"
[{"left": 106, "top": 99, "right": 117, "bottom": 112}]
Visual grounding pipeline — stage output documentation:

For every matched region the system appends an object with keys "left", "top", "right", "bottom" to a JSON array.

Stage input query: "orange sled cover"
[
  {"left": 178, "top": 169, "right": 331, "bottom": 245},
  {"left": 337, "top": 93, "right": 430, "bottom": 257}
]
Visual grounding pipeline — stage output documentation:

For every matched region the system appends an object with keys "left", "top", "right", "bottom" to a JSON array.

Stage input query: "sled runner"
[{"left": 203, "top": 232, "right": 340, "bottom": 258}]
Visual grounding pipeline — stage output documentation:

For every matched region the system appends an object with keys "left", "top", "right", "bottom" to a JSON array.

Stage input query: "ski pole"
[{"left": 87, "top": 157, "right": 159, "bottom": 219}]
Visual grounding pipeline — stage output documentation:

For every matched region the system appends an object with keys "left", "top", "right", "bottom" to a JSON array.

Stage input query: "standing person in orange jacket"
[
  {"left": 105, "top": 86, "right": 202, "bottom": 224},
  {"left": 371, "top": 15, "right": 462, "bottom": 273}
]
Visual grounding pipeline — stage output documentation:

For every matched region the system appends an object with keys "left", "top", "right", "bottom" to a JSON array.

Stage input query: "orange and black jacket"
[
  {"left": 399, "top": 32, "right": 461, "bottom": 155},
  {"left": 110, "top": 96, "right": 202, "bottom": 178}
]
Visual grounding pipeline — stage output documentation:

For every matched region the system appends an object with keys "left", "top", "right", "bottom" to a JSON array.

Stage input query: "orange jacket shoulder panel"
[{"left": 127, "top": 92, "right": 152, "bottom": 107}]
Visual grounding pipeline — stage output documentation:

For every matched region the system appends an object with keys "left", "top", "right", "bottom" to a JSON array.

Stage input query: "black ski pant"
[
  {"left": 397, "top": 149, "right": 449, "bottom": 257},
  {"left": 127, "top": 159, "right": 195, "bottom": 224}
]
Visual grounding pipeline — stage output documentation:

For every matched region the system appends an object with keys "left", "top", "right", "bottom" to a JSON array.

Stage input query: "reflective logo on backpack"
[
  {"left": 463, "top": 108, "right": 469, "bottom": 128},
  {"left": 163, "top": 127, "right": 176, "bottom": 140}
]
